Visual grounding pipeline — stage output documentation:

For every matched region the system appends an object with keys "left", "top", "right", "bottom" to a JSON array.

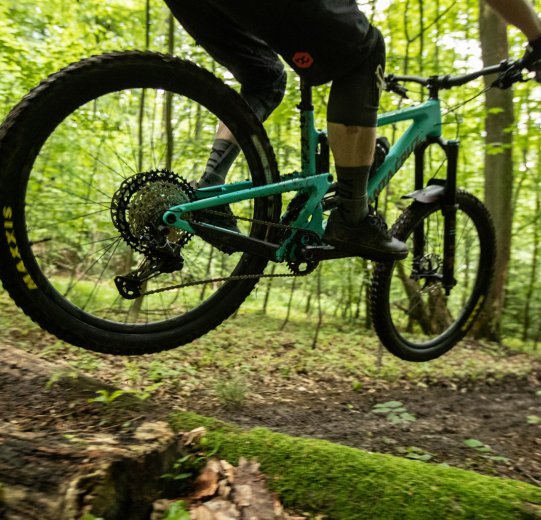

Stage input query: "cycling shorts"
[
  {"left": 165, "top": 0, "right": 384, "bottom": 125},
  {"left": 166, "top": 0, "right": 381, "bottom": 84}
]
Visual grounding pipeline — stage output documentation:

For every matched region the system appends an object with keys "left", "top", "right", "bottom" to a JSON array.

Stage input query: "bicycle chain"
[{"left": 138, "top": 189, "right": 316, "bottom": 297}]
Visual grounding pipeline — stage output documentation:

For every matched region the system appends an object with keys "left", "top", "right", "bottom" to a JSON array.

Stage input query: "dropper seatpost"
[{"left": 299, "top": 79, "right": 317, "bottom": 176}]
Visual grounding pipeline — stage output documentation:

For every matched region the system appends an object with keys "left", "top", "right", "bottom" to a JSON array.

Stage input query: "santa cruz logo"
[{"left": 292, "top": 52, "right": 314, "bottom": 69}]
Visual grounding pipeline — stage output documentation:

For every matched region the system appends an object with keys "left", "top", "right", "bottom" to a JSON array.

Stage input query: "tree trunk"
[
  {"left": 311, "top": 267, "right": 324, "bottom": 349},
  {"left": 261, "top": 263, "right": 276, "bottom": 315},
  {"left": 522, "top": 160, "right": 540, "bottom": 342},
  {"left": 127, "top": 0, "right": 152, "bottom": 322},
  {"left": 280, "top": 277, "right": 297, "bottom": 330},
  {"left": 476, "top": 1, "right": 515, "bottom": 341}
]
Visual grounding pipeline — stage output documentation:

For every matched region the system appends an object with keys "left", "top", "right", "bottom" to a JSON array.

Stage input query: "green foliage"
[
  {"left": 1, "top": 0, "right": 540, "bottom": 343},
  {"left": 161, "top": 438, "right": 220, "bottom": 481},
  {"left": 464, "top": 438, "right": 492, "bottom": 452},
  {"left": 162, "top": 501, "right": 190, "bottom": 520},
  {"left": 372, "top": 401, "right": 417, "bottom": 424},
  {"left": 463, "top": 439, "right": 510, "bottom": 463},
  {"left": 397, "top": 446, "right": 434, "bottom": 462},
  {"left": 215, "top": 376, "right": 249, "bottom": 409},
  {"left": 527, "top": 415, "right": 541, "bottom": 425},
  {"left": 81, "top": 514, "right": 104, "bottom": 520},
  {"left": 88, "top": 389, "right": 133, "bottom": 404},
  {"left": 87, "top": 383, "right": 162, "bottom": 404},
  {"left": 45, "top": 369, "right": 78, "bottom": 389}
]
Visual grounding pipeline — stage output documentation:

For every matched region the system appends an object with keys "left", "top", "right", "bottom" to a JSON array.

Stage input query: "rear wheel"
[
  {"left": 370, "top": 191, "right": 495, "bottom": 361},
  {"left": 0, "top": 52, "right": 280, "bottom": 355}
]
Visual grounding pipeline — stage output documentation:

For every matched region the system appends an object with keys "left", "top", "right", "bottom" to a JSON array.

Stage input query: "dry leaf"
[
  {"left": 192, "top": 463, "right": 220, "bottom": 500},
  {"left": 234, "top": 484, "right": 252, "bottom": 507},
  {"left": 182, "top": 426, "right": 207, "bottom": 446},
  {"left": 217, "top": 479, "right": 231, "bottom": 499},
  {"left": 220, "top": 459, "right": 236, "bottom": 483},
  {"left": 192, "top": 498, "right": 240, "bottom": 519}
]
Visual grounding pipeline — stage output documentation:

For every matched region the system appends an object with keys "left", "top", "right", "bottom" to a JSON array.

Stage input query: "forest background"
[
  {"left": 1, "top": 2, "right": 541, "bottom": 510},
  {"left": 0, "top": 0, "right": 540, "bottom": 346}
]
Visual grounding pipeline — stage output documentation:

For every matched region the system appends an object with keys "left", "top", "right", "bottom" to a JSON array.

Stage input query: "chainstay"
[{"left": 137, "top": 191, "right": 322, "bottom": 296}]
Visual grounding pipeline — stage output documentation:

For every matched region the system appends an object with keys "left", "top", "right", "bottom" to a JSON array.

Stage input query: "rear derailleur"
[{"left": 114, "top": 227, "right": 184, "bottom": 300}]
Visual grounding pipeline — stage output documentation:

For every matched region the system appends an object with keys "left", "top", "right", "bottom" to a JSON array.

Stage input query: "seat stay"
[{"left": 163, "top": 172, "right": 332, "bottom": 234}]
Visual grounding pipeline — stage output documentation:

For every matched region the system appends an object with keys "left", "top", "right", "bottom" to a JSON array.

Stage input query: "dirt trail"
[{"left": 187, "top": 373, "right": 541, "bottom": 486}]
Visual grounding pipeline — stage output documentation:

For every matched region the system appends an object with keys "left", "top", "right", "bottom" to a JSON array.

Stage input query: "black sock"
[
  {"left": 335, "top": 165, "right": 370, "bottom": 225},
  {"left": 198, "top": 139, "right": 240, "bottom": 187}
]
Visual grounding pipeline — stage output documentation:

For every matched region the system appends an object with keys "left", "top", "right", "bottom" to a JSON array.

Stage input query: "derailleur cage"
[{"left": 114, "top": 253, "right": 184, "bottom": 300}]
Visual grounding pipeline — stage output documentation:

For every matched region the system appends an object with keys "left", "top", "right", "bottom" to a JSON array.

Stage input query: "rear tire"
[
  {"left": 370, "top": 191, "right": 495, "bottom": 361},
  {"left": 0, "top": 52, "right": 281, "bottom": 355}
]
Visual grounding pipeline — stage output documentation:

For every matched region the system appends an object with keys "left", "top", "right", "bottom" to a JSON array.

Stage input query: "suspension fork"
[{"left": 413, "top": 138, "right": 458, "bottom": 295}]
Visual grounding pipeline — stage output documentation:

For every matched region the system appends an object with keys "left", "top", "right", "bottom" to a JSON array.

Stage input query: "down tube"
[{"left": 367, "top": 100, "right": 442, "bottom": 202}]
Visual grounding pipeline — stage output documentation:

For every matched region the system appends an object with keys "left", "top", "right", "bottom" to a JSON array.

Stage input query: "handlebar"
[{"left": 385, "top": 59, "right": 528, "bottom": 98}]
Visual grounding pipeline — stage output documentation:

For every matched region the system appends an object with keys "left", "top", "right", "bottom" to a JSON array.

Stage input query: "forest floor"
[{"left": 1, "top": 289, "right": 540, "bottom": 488}]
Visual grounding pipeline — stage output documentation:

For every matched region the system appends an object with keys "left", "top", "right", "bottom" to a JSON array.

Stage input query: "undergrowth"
[{"left": 0, "top": 288, "right": 539, "bottom": 400}]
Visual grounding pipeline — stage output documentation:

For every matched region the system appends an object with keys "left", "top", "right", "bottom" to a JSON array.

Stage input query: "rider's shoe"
[{"left": 323, "top": 210, "right": 408, "bottom": 261}]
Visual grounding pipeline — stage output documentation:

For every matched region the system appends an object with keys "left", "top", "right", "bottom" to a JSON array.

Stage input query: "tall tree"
[{"left": 476, "top": 1, "right": 515, "bottom": 341}]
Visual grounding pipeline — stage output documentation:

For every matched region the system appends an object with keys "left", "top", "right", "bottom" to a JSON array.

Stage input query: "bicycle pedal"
[{"left": 303, "top": 244, "right": 351, "bottom": 261}]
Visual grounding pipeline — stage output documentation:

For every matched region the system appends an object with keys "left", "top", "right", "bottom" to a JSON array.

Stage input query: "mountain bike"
[{"left": 0, "top": 52, "right": 529, "bottom": 360}]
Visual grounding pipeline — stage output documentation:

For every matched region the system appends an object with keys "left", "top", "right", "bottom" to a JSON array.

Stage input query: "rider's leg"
[
  {"left": 323, "top": 29, "right": 408, "bottom": 260},
  {"left": 327, "top": 124, "right": 375, "bottom": 224},
  {"left": 165, "top": 0, "right": 286, "bottom": 189},
  {"left": 198, "top": 71, "right": 286, "bottom": 189}
]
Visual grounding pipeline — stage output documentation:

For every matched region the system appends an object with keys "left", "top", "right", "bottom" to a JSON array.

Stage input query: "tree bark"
[
  {"left": 0, "top": 346, "right": 179, "bottom": 520},
  {"left": 476, "top": 1, "right": 515, "bottom": 341}
]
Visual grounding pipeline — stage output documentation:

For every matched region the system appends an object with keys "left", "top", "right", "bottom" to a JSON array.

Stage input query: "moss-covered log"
[{"left": 169, "top": 412, "right": 541, "bottom": 520}]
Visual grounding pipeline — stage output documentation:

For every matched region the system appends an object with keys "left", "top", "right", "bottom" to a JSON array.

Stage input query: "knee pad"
[
  {"left": 327, "top": 28, "right": 386, "bottom": 128},
  {"left": 241, "top": 69, "right": 287, "bottom": 121}
]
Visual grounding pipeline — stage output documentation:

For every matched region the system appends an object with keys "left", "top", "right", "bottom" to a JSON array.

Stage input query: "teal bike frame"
[{"left": 163, "top": 81, "right": 444, "bottom": 262}]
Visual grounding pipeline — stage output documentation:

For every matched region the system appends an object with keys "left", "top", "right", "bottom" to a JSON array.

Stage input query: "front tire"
[
  {"left": 0, "top": 52, "right": 280, "bottom": 355},
  {"left": 370, "top": 191, "right": 495, "bottom": 361}
]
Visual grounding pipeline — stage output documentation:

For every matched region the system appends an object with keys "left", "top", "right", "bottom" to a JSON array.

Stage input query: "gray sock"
[
  {"left": 198, "top": 139, "right": 240, "bottom": 188},
  {"left": 335, "top": 165, "right": 370, "bottom": 225}
]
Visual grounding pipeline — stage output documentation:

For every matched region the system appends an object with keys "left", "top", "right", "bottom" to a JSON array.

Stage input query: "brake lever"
[
  {"left": 492, "top": 60, "right": 526, "bottom": 89},
  {"left": 385, "top": 77, "right": 410, "bottom": 99}
]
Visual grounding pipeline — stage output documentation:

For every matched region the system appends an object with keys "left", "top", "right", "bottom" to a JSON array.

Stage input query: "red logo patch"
[{"left": 292, "top": 52, "right": 314, "bottom": 69}]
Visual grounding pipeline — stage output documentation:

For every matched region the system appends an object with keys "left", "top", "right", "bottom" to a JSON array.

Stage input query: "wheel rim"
[
  {"left": 386, "top": 202, "right": 486, "bottom": 348},
  {"left": 23, "top": 85, "right": 265, "bottom": 329}
]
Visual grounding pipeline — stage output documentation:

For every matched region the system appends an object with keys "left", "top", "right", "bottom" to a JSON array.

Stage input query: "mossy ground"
[
  {"left": 169, "top": 412, "right": 541, "bottom": 520},
  {"left": 1, "top": 288, "right": 540, "bottom": 517}
]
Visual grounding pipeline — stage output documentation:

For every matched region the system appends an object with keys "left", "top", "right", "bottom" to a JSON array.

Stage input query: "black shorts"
[{"left": 165, "top": 0, "right": 381, "bottom": 87}]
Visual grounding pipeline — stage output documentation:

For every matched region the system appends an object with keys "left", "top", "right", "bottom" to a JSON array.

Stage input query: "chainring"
[
  {"left": 287, "top": 230, "right": 321, "bottom": 275},
  {"left": 111, "top": 169, "right": 195, "bottom": 257}
]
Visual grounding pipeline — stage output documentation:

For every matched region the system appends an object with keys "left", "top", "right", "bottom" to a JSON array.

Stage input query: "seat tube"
[
  {"left": 442, "top": 140, "right": 459, "bottom": 294},
  {"left": 299, "top": 80, "right": 318, "bottom": 176}
]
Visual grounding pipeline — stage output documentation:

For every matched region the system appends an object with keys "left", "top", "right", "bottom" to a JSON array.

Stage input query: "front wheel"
[
  {"left": 370, "top": 191, "right": 496, "bottom": 361},
  {"left": 0, "top": 52, "right": 281, "bottom": 355}
]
